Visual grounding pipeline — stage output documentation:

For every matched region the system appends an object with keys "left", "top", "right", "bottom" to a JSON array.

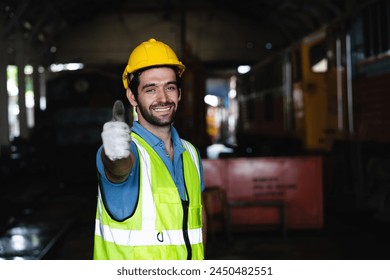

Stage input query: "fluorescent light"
[
  {"left": 50, "top": 63, "right": 84, "bottom": 72},
  {"left": 204, "top": 94, "right": 219, "bottom": 107},
  {"left": 237, "top": 65, "right": 251, "bottom": 74}
]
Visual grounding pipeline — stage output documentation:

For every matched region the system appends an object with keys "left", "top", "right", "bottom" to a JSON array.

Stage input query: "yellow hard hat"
[{"left": 122, "top": 38, "right": 185, "bottom": 89}]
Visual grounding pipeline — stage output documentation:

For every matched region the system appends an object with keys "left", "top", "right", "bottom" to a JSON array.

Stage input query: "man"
[{"left": 94, "top": 38, "right": 206, "bottom": 260}]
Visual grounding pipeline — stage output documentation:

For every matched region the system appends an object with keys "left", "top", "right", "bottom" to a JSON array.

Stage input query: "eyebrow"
[{"left": 141, "top": 81, "right": 177, "bottom": 90}]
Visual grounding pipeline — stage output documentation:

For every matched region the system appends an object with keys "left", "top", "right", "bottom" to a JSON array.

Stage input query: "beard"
[{"left": 137, "top": 101, "right": 177, "bottom": 127}]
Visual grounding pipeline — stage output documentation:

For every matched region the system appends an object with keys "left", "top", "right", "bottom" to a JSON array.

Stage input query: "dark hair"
[{"left": 128, "top": 66, "right": 182, "bottom": 101}]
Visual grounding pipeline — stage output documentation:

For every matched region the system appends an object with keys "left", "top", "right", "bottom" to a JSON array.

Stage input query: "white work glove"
[{"left": 101, "top": 100, "right": 131, "bottom": 161}]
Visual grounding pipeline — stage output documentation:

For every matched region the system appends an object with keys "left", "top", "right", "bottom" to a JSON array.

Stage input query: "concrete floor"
[{"left": 51, "top": 198, "right": 390, "bottom": 260}]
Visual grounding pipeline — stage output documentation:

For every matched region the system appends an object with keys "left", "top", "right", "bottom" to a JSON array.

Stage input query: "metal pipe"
[
  {"left": 345, "top": 32, "right": 354, "bottom": 134},
  {"left": 336, "top": 37, "right": 344, "bottom": 130}
]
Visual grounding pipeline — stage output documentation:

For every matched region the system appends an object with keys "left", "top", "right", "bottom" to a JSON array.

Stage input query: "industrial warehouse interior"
[{"left": 1, "top": 0, "right": 390, "bottom": 263}]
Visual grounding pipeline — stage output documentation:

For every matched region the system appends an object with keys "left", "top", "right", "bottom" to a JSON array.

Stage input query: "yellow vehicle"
[
  {"left": 237, "top": 6, "right": 390, "bottom": 152},
  {"left": 236, "top": 0, "right": 390, "bottom": 220}
]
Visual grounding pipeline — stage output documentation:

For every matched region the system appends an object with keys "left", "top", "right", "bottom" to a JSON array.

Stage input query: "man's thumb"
[{"left": 112, "top": 100, "right": 125, "bottom": 122}]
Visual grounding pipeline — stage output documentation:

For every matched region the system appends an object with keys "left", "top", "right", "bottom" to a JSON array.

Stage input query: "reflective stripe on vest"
[
  {"left": 181, "top": 139, "right": 201, "bottom": 183},
  {"left": 95, "top": 219, "right": 202, "bottom": 246}
]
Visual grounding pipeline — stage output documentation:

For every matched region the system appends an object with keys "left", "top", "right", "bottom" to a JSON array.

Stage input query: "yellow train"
[
  {"left": 236, "top": 0, "right": 390, "bottom": 219},
  {"left": 237, "top": 0, "right": 390, "bottom": 153}
]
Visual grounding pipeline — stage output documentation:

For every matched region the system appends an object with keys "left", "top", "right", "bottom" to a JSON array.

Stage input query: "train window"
[
  {"left": 247, "top": 100, "right": 255, "bottom": 123},
  {"left": 350, "top": 16, "right": 365, "bottom": 69},
  {"left": 380, "top": 1, "right": 390, "bottom": 52},
  {"left": 362, "top": 0, "right": 390, "bottom": 58},
  {"left": 310, "top": 42, "right": 328, "bottom": 73},
  {"left": 264, "top": 93, "right": 274, "bottom": 122},
  {"left": 292, "top": 50, "right": 302, "bottom": 82}
]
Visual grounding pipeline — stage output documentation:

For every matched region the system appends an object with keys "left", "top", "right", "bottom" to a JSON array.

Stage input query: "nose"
[{"left": 156, "top": 88, "right": 169, "bottom": 103}]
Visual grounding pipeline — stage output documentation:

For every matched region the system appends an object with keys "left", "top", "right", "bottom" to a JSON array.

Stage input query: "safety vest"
[{"left": 94, "top": 133, "right": 204, "bottom": 260}]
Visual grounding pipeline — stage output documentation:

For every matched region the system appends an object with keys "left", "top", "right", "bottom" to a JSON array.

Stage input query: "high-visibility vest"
[{"left": 94, "top": 133, "right": 204, "bottom": 260}]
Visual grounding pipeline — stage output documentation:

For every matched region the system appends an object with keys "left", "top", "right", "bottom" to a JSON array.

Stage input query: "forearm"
[{"left": 101, "top": 148, "right": 134, "bottom": 183}]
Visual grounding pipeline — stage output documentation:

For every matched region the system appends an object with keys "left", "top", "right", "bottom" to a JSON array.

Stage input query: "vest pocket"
[{"left": 156, "top": 188, "right": 182, "bottom": 229}]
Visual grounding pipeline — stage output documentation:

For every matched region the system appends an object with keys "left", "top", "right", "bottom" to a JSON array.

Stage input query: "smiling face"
[{"left": 127, "top": 67, "right": 181, "bottom": 129}]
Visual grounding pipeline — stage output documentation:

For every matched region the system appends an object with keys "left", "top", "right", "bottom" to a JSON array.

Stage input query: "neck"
[
  {"left": 139, "top": 120, "right": 171, "bottom": 140},
  {"left": 138, "top": 119, "right": 174, "bottom": 158}
]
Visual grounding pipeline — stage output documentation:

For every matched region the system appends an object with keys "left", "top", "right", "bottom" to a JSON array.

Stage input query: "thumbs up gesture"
[{"left": 101, "top": 100, "right": 131, "bottom": 161}]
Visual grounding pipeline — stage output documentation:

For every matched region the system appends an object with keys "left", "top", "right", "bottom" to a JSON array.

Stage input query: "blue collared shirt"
[{"left": 96, "top": 121, "right": 205, "bottom": 221}]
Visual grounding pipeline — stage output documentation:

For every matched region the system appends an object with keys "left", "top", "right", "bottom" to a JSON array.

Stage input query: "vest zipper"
[{"left": 181, "top": 199, "right": 192, "bottom": 260}]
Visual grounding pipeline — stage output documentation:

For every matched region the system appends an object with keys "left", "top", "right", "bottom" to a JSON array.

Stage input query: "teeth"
[{"left": 154, "top": 107, "right": 170, "bottom": 112}]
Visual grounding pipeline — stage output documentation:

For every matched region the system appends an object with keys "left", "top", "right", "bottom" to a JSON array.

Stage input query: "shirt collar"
[{"left": 131, "top": 121, "right": 185, "bottom": 154}]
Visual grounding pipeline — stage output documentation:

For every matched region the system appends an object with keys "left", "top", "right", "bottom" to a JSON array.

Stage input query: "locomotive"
[{"left": 234, "top": 0, "right": 390, "bottom": 221}]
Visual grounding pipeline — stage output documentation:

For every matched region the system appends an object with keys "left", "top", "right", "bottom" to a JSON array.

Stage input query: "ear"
[
  {"left": 178, "top": 88, "right": 182, "bottom": 102},
  {"left": 126, "top": 88, "right": 138, "bottom": 107}
]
